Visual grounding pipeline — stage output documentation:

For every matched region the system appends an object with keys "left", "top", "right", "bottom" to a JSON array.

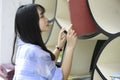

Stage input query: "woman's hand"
[
  {"left": 0, "top": 64, "right": 8, "bottom": 79},
  {"left": 66, "top": 27, "right": 77, "bottom": 50},
  {"left": 61, "top": 25, "right": 77, "bottom": 80},
  {"left": 57, "top": 28, "right": 67, "bottom": 48}
]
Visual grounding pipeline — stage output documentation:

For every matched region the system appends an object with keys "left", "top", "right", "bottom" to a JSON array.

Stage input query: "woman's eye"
[{"left": 40, "top": 15, "right": 44, "bottom": 18}]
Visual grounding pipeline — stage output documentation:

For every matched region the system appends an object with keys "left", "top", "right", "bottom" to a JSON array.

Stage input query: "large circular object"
[
  {"left": 88, "top": 0, "right": 120, "bottom": 36},
  {"left": 92, "top": 33, "right": 120, "bottom": 80}
]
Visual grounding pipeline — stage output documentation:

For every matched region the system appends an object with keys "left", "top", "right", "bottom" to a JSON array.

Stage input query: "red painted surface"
[{"left": 69, "top": 0, "right": 97, "bottom": 36}]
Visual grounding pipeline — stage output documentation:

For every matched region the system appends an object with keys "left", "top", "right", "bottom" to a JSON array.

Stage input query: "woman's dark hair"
[{"left": 11, "top": 4, "right": 55, "bottom": 65}]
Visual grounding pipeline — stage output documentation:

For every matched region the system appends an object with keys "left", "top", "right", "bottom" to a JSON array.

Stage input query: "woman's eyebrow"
[{"left": 40, "top": 12, "right": 43, "bottom": 15}]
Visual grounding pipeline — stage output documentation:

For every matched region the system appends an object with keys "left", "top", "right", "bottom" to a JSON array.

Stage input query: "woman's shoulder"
[
  {"left": 17, "top": 39, "right": 50, "bottom": 59},
  {"left": 26, "top": 43, "right": 42, "bottom": 51},
  {"left": 22, "top": 43, "right": 43, "bottom": 54},
  {"left": 17, "top": 39, "right": 42, "bottom": 50},
  {"left": 24, "top": 44, "right": 50, "bottom": 58}
]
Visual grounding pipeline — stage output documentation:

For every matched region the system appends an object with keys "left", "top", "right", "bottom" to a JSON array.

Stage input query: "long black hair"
[{"left": 11, "top": 4, "right": 55, "bottom": 65}]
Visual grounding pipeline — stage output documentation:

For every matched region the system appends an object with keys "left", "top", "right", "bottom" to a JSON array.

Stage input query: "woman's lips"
[{"left": 46, "top": 23, "right": 49, "bottom": 26}]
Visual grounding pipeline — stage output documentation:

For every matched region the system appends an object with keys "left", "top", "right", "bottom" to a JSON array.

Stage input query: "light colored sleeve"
[
  {"left": 52, "top": 67, "right": 63, "bottom": 80},
  {"left": 33, "top": 46, "right": 63, "bottom": 80}
]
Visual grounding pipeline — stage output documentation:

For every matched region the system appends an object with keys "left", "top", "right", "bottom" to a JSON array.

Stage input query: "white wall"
[
  {"left": 0, "top": 0, "right": 32, "bottom": 64},
  {"left": 0, "top": 0, "right": 32, "bottom": 79},
  {"left": 0, "top": 0, "right": 2, "bottom": 64},
  {"left": 0, "top": 1, "right": 3, "bottom": 79}
]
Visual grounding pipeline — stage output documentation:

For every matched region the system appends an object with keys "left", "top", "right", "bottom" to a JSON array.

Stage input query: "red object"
[{"left": 69, "top": 0, "right": 97, "bottom": 36}]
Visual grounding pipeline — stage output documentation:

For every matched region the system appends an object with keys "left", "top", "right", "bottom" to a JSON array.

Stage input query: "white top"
[{"left": 13, "top": 39, "right": 63, "bottom": 80}]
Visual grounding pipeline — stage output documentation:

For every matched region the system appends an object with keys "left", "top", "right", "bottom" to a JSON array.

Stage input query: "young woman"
[{"left": 0, "top": 4, "right": 77, "bottom": 80}]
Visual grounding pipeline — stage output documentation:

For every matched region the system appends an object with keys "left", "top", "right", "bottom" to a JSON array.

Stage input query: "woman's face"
[{"left": 37, "top": 7, "right": 50, "bottom": 32}]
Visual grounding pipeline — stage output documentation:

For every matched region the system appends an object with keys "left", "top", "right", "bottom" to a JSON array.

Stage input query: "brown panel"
[{"left": 69, "top": 0, "right": 97, "bottom": 36}]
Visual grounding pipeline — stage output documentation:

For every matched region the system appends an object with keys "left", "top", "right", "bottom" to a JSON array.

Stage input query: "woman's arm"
[
  {"left": 53, "top": 28, "right": 67, "bottom": 62},
  {"left": 61, "top": 28, "right": 77, "bottom": 80}
]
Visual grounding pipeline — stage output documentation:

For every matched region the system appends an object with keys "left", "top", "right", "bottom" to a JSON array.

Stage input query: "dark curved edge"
[
  {"left": 90, "top": 40, "right": 106, "bottom": 72},
  {"left": 91, "top": 65, "right": 107, "bottom": 80},
  {"left": 87, "top": 0, "right": 113, "bottom": 37},
  {"left": 78, "top": 32, "right": 99, "bottom": 39},
  {"left": 91, "top": 32, "right": 120, "bottom": 80}
]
